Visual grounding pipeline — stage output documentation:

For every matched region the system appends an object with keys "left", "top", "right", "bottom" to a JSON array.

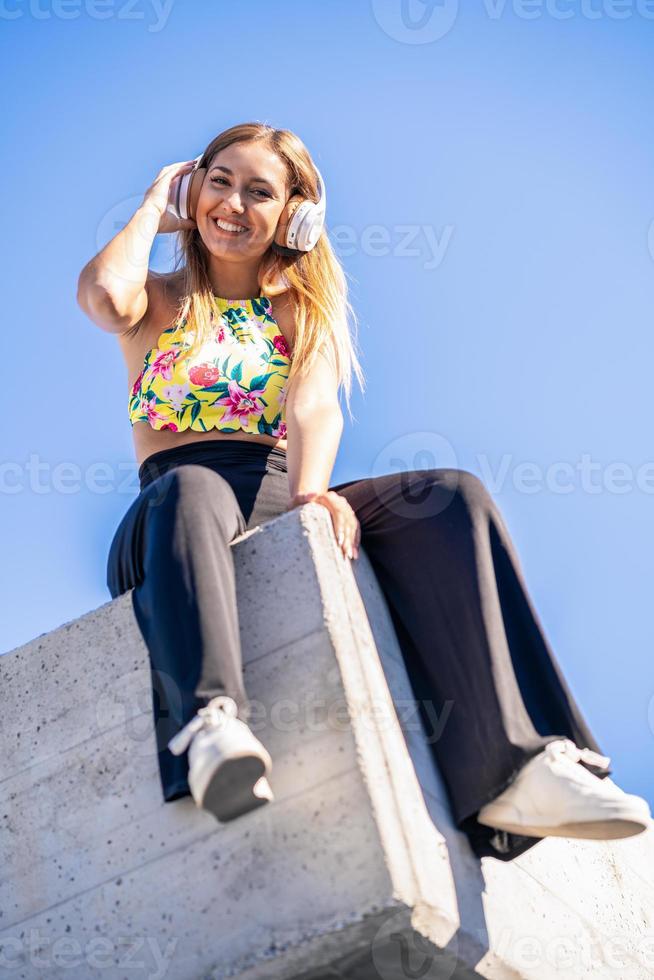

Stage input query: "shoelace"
[
  {"left": 545, "top": 738, "right": 611, "bottom": 770},
  {"left": 168, "top": 695, "right": 239, "bottom": 757}
]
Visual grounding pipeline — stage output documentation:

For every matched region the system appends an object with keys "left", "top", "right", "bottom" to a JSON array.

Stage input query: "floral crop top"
[{"left": 128, "top": 294, "right": 292, "bottom": 439}]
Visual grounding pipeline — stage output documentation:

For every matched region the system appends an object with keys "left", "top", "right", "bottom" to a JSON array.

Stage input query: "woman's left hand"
[{"left": 286, "top": 491, "right": 360, "bottom": 560}]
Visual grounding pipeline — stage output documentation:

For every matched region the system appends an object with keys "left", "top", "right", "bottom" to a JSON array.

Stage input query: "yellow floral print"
[{"left": 128, "top": 295, "right": 292, "bottom": 438}]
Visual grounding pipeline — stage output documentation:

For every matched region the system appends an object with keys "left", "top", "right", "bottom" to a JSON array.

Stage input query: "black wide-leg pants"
[{"left": 106, "top": 440, "right": 612, "bottom": 862}]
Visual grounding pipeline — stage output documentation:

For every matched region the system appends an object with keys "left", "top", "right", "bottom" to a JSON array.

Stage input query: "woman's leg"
[
  {"left": 330, "top": 466, "right": 611, "bottom": 860},
  {"left": 106, "top": 464, "right": 251, "bottom": 802}
]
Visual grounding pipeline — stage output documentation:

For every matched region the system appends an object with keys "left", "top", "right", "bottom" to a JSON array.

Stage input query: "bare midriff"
[{"left": 132, "top": 423, "right": 287, "bottom": 470}]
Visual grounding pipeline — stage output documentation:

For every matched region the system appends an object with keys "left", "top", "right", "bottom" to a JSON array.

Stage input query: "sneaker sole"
[
  {"left": 477, "top": 814, "right": 650, "bottom": 840},
  {"left": 198, "top": 753, "right": 273, "bottom": 822}
]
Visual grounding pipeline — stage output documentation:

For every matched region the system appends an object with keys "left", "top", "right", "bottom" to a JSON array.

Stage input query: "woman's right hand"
[
  {"left": 141, "top": 160, "right": 200, "bottom": 234},
  {"left": 286, "top": 491, "right": 360, "bottom": 560}
]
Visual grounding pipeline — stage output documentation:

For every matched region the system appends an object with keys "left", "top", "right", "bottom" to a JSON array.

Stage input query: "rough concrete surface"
[{"left": 1, "top": 502, "right": 653, "bottom": 979}]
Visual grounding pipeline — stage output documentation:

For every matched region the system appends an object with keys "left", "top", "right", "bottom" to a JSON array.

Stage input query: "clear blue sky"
[{"left": 2, "top": 2, "right": 653, "bottom": 807}]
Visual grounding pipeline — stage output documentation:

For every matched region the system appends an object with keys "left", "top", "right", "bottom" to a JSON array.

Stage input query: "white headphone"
[{"left": 167, "top": 154, "right": 326, "bottom": 256}]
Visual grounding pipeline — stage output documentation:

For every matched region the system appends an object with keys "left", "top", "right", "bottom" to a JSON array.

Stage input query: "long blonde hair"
[{"left": 162, "top": 122, "right": 365, "bottom": 419}]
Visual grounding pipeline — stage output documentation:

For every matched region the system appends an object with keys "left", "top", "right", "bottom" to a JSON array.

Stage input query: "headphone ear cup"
[
  {"left": 273, "top": 195, "right": 305, "bottom": 251},
  {"left": 295, "top": 203, "right": 323, "bottom": 251},
  {"left": 186, "top": 167, "right": 206, "bottom": 222},
  {"left": 166, "top": 172, "right": 183, "bottom": 218}
]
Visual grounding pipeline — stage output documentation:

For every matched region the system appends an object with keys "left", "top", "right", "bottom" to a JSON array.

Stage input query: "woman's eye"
[{"left": 209, "top": 177, "right": 270, "bottom": 198}]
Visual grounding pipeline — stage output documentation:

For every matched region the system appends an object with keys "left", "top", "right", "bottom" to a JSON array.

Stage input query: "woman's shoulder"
[{"left": 268, "top": 289, "right": 296, "bottom": 349}]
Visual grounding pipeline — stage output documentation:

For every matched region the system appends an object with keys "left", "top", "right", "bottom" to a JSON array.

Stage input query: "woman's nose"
[{"left": 223, "top": 191, "right": 245, "bottom": 212}]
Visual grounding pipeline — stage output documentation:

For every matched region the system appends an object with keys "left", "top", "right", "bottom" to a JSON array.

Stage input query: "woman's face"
[{"left": 195, "top": 141, "right": 290, "bottom": 258}]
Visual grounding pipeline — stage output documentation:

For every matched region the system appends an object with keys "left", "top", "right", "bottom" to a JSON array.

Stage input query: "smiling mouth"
[{"left": 212, "top": 218, "right": 250, "bottom": 235}]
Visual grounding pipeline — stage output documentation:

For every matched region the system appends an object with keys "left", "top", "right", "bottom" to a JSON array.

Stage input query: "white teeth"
[{"left": 214, "top": 218, "right": 247, "bottom": 233}]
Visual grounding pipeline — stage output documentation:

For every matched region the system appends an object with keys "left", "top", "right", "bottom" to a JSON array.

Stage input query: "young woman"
[{"left": 77, "top": 121, "right": 650, "bottom": 863}]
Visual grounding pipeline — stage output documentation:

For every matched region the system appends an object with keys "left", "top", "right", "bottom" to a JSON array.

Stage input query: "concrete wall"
[{"left": 1, "top": 502, "right": 653, "bottom": 979}]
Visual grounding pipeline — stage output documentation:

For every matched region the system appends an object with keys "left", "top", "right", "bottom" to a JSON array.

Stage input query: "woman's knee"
[
  {"left": 432, "top": 467, "right": 496, "bottom": 514},
  {"left": 403, "top": 467, "right": 495, "bottom": 520},
  {"left": 365, "top": 467, "right": 493, "bottom": 527},
  {"left": 105, "top": 493, "right": 146, "bottom": 597}
]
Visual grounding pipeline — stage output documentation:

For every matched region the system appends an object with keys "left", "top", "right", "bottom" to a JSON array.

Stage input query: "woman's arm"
[
  {"left": 76, "top": 160, "right": 196, "bottom": 334},
  {"left": 284, "top": 351, "right": 360, "bottom": 560},
  {"left": 77, "top": 201, "right": 160, "bottom": 333},
  {"left": 285, "top": 351, "right": 343, "bottom": 499}
]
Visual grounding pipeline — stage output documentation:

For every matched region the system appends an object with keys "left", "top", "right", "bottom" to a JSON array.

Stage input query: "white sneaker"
[
  {"left": 167, "top": 695, "right": 274, "bottom": 822},
  {"left": 477, "top": 738, "right": 652, "bottom": 841}
]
